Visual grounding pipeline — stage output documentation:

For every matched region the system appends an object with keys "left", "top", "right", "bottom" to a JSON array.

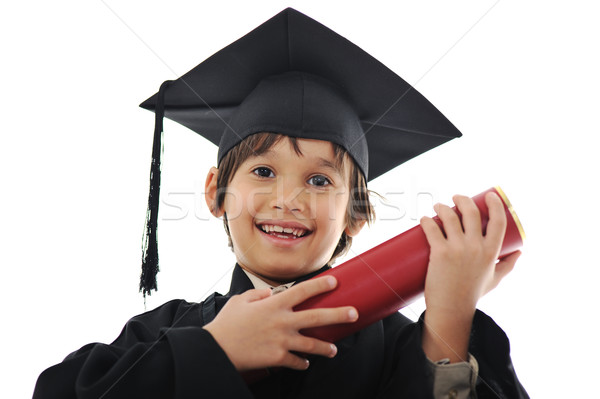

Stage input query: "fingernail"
[
  {"left": 304, "top": 359, "right": 310, "bottom": 369},
  {"left": 348, "top": 308, "right": 358, "bottom": 320},
  {"left": 329, "top": 344, "right": 337, "bottom": 357},
  {"left": 326, "top": 276, "right": 336, "bottom": 288},
  {"left": 433, "top": 203, "right": 440, "bottom": 211}
]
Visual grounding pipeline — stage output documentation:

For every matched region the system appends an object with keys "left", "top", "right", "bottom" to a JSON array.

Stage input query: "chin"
[{"left": 257, "top": 259, "right": 323, "bottom": 281}]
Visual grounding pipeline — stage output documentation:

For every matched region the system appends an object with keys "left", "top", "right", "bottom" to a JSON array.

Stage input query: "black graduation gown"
[{"left": 33, "top": 265, "right": 528, "bottom": 398}]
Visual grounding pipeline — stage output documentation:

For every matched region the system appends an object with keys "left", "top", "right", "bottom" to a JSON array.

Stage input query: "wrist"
[
  {"left": 422, "top": 307, "right": 475, "bottom": 363},
  {"left": 424, "top": 287, "right": 479, "bottom": 317}
]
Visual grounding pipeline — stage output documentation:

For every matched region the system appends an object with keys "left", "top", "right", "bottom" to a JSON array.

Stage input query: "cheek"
[
  {"left": 223, "top": 182, "right": 262, "bottom": 221},
  {"left": 316, "top": 192, "right": 350, "bottom": 232},
  {"left": 222, "top": 191, "right": 244, "bottom": 221}
]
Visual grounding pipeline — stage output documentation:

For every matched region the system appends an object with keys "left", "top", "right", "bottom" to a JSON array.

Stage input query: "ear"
[
  {"left": 344, "top": 219, "right": 366, "bottom": 237},
  {"left": 205, "top": 167, "right": 225, "bottom": 218}
]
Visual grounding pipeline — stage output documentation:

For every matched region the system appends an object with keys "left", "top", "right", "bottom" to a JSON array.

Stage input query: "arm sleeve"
[
  {"left": 468, "top": 310, "right": 529, "bottom": 399},
  {"left": 427, "top": 354, "right": 478, "bottom": 399},
  {"left": 32, "top": 300, "right": 253, "bottom": 399},
  {"left": 377, "top": 310, "right": 528, "bottom": 399}
]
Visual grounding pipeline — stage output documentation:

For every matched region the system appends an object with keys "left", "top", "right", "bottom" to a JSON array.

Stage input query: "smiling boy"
[
  {"left": 33, "top": 8, "right": 528, "bottom": 399},
  {"left": 203, "top": 133, "right": 365, "bottom": 373}
]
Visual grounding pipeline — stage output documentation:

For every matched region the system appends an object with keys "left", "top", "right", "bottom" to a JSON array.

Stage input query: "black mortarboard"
[{"left": 138, "top": 7, "right": 462, "bottom": 296}]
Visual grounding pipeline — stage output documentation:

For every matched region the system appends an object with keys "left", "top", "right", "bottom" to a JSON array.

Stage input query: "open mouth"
[{"left": 256, "top": 223, "right": 312, "bottom": 239}]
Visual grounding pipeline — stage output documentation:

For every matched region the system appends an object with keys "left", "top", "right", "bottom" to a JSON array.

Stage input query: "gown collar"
[{"left": 226, "top": 263, "right": 331, "bottom": 297}]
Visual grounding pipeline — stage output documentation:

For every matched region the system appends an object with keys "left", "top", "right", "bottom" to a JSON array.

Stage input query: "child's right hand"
[{"left": 202, "top": 275, "right": 358, "bottom": 372}]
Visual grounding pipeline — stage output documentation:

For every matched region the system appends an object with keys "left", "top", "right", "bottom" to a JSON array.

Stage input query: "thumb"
[
  {"left": 496, "top": 250, "right": 521, "bottom": 280},
  {"left": 484, "top": 250, "right": 521, "bottom": 295}
]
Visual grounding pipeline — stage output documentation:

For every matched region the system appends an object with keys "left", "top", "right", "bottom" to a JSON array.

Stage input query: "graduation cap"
[{"left": 138, "top": 7, "right": 462, "bottom": 296}]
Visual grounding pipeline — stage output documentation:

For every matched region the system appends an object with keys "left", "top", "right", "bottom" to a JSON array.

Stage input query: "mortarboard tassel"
[{"left": 140, "top": 80, "right": 172, "bottom": 298}]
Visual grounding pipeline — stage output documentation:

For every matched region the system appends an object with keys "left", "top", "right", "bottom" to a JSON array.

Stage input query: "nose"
[{"left": 270, "top": 178, "right": 306, "bottom": 213}]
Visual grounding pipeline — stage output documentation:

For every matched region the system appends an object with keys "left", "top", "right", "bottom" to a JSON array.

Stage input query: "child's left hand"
[{"left": 419, "top": 192, "right": 521, "bottom": 362}]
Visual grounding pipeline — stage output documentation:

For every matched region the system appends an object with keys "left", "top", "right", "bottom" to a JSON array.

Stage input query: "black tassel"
[{"left": 140, "top": 80, "right": 173, "bottom": 298}]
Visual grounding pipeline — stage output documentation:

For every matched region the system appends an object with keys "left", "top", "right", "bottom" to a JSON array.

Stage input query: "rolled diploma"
[{"left": 294, "top": 186, "right": 526, "bottom": 343}]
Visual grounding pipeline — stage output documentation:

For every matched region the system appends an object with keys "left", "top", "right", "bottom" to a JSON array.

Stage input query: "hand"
[
  {"left": 420, "top": 192, "right": 520, "bottom": 313},
  {"left": 202, "top": 276, "right": 358, "bottom": 372},
  {"left": 419, "top": 192, "right": 521, "bottom": 362}
]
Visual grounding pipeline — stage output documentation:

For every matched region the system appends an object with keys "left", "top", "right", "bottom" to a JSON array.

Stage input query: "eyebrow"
[{"left": 316, "top": 158, "right": 344, "bottom": 176}]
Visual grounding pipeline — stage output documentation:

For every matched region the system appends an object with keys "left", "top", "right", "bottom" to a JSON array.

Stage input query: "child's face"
[{"left": 216, "top": 138, "right": 355, "bottom": 283}]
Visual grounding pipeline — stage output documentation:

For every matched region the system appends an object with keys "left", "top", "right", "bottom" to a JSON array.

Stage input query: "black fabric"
[
  {"left": 33, "top": 265, "right": 528, "bottom": 398},
  {"left": 201, "top": 292, "right": 218, "bottom": 325},
  {"left": 218, "top": 72, "right": 368, "bottom": 178}
]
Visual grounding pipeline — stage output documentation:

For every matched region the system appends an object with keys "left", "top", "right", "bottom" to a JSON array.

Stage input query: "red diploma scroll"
[{"left": 294, "top": 186, "right": 526, "bottom": 343}]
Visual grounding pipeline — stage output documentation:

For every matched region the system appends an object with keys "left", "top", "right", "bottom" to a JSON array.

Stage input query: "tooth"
[{"left": 260, "top": 224, "right": 308, "bottom": 236}]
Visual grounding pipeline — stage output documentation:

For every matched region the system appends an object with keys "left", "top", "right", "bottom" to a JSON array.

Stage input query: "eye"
[
  {"left": 252, "top": 167, "right": 275, "bottom": 178},
  {"left": 307, "top": 175, "right": 331, "bottom": 187}
]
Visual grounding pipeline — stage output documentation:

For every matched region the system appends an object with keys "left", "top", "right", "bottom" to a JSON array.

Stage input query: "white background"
[{"left": 2, "top": 1, "right": 599, "bottom": 397}]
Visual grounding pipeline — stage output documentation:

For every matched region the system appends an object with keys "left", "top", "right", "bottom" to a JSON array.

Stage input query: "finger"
[
  {"left": 280, "top": 352, "right": 311, "bottom": 370},
  {"left": 294, "top": 306, "right": 358, "bottom": 329},
  {"left": 434, "top": 203, "right": 463, "bottom": 239},
  {"left": 453, "top": 195, "right": 482, "bottom": 238},
  {"left": 495, "top": 250, "right": 521, "bottom": 280},
  {"left": 241, "top": 288, "right": 272, "bottom": 302},
  {"left": 484, "top": 251, "right": 521, "bottom": 295},
  {"left": 282, "top": 276, "right": 337, "bottom": 306},
  {"left": 290, "top": 335, "right": 338, "bottom": 358},
  {"left": 484, "top": 192, "right": 507, "bottom": 249},
  {"left": 420, "top": 216, "right": 446, "bottom": 247}
]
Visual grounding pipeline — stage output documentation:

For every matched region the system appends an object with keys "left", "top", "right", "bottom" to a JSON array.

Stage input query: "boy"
[{"left": 33, "top": 8, "right": 527, "bottom": 398}]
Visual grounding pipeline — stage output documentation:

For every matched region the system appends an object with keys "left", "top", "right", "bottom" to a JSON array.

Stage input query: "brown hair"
[{"left": 214, "top": 132, "right": 375, "bottom": 265}]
